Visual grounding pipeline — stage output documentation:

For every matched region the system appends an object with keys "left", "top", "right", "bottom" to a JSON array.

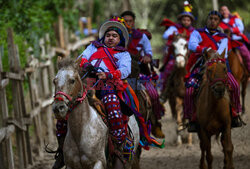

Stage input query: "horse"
[
  {"left": 228, "top": 49, "right": 249, "bottom": 114},
  {"left": 52, "top": 57, "right": 140, "bottom": 169},
  {"left": 161, "top": 33, "right": 192, "bottom": 145},
  {"left": 196, "top": 49, "right": 234, "bottom": 169}
]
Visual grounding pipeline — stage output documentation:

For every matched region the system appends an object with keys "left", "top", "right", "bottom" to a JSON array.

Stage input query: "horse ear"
[
  {"left": 220, "top": 49, "right": 226, "bottom": 59},
  {"left": 183, "top": 30, "right": 187, "bottom": 38},
  {"left": 57, "top": 56, "right": 63, "bottom": 61},
  {"left": 203, "top": 48, "right": 210, "bottom": 61},
  {"left": 57, "top": 56, "right": 63, "bottom": 67},
  {"left": 75, "top": 57, "right": 82, "bottom": 69}
]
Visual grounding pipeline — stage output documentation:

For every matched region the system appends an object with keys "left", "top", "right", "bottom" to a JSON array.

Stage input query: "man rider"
[
  {"left": 53, "top": 18, "right": 134, "bottom": 169},
  {"left": 121, "top": 10, "right": 166, "bottom": 138},
  {"left": 160, "top": 2, "right": 195, "bottom": 98},
  {"left": 219, "top": 5, "right": 250, "bottom": 73},
  {"left": 184, "top": 10, "right": 243, "bottom": 132}
]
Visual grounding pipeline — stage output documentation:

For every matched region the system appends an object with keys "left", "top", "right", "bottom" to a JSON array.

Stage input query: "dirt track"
[
  {"left": 29, "top": 82, "right": 250, "bottom": 169},
  {"left": 139, "top": 82, "right": 250, "bottom": 169}
]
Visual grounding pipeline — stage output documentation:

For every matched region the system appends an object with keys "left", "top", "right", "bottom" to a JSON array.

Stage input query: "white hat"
[{"left": 99, "top": 21, "right": 129, "bottom": 47}]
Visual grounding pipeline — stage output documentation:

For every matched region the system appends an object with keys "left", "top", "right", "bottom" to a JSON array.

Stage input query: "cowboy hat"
[{"left": 99, "top": 21, "right": 129, "bottom": 47}]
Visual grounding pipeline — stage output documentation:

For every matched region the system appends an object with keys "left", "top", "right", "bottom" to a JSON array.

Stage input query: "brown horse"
[
  {"left": 52, "top": 57, "right": 140, "bottom": 169},
  {"left": 161, "top": 33, "right": 192, "bottom": 145},
  {"left": 196, "top": 49, "right": 234, "bottom": 169},
  {"left": 228, "top": 49, "right": 249, "bottom": 114}
]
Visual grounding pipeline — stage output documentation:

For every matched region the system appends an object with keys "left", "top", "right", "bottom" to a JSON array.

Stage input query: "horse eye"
[
  {"left": 69, "top": 79, "right": 75, "bottom": 84},
  {"left": 53, "top": 78, "right": 57, "bottom": 84}
]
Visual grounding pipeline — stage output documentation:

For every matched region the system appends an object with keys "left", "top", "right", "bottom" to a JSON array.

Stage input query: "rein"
[
  {"left": 54, "top": 66, "right": 105, "bottom": 120},
  {"left": 54, "top": 88, "right": 88, "bottom": 120},
  {"left": 175, "top": 53, "right": 185, "bottom": 57}
]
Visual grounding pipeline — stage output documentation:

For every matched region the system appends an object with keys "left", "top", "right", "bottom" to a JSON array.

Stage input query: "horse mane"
[
  {"left": 57, "top": 58, "right": 75, "bottom": 70},
  {"left": 173, "top": 33, "right": 187, "bottom": 42}
]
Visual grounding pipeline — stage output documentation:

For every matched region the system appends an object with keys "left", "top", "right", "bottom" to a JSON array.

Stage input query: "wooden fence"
[{"left": 0, "top": 27, "right": 95, "bottom": 169}]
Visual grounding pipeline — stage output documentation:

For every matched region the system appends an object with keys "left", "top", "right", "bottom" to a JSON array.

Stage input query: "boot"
[
  {"left": 231, "top": 116, "right": 244, "bottom": 128},
  {"left": 187, "top": 121, "right": 198, "bottom": 133},
  {"left": 151, "top": 122, "right": 165, "bottom": 138},
  {"left": 52, "top": 136, "right": 65, "bottom": 169}
]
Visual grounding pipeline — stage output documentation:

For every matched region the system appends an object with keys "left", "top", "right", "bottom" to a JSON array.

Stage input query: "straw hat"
[{"left": 99, "top": 21, "right": 129, "bottom": 47}]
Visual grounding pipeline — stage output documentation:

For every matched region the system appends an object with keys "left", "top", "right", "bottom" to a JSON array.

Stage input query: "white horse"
[
  {"left": 52, "top": 57, "right": 140, "bottom": 169},
  {"left": 163, "top": 33, "right": 192, "bottom": 145}
]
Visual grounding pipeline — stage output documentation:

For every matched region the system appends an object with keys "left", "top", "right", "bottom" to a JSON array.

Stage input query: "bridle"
[
  {"left": 53, "top": 67, "right": 103, "bottom": 119},
  {"left": 206, "top": 58, "right": 228, "bottom": 87}
]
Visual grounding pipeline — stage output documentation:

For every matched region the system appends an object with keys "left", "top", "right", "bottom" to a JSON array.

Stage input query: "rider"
[
  {"left": 121, "top": 10, "right": 165, "bottom": 138},
  {"left": 53, "top": 19, "right": 135, "bottom": 169},
  {"left": 184, "top": 10, "right": 243, "bottom": 132},
  {"left": 160, "top": 0, "right": 195, "bottom": 95},
  {"left": 219, "top": 5, "right": 250, "bottom": 73}
]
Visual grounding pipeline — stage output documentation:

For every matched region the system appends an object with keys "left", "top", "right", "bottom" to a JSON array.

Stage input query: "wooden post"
[
  {"left": 15, "top": 45, "right": 33, "bottom": 166},
  {"left": 40, "top": 64, "right": 54, "bottom": 143},
  {"left": 58, "top": 15, "right": 65, "bottom": 49},
  {"left": 28, "top": 67, "right": 44, "bottom": 158},
  {"left": 79, "top": 18, "right": 83, "bottom": 35},
  {"left": 87, "top": 17, "right": 92, "bottom": 35},
  {"left": 212, "top": 0, "right": 219, "bottom": 10},
  {"left": 0, "top": 45, "right": 15, "bottom": 169},
  {"left": 7, "top": 28, "right": 24, "bottom": 169}
]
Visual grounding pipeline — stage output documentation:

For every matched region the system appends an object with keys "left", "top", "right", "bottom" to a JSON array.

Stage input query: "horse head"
[
  {"left": 203, "top": 49, "right": 228, "bottom": 99},
  {"left": 172, "top": 33, "right": 188, "bottom": 68},
  {"left": 52, "top": 57, "right": 84, "bottom": 119}
]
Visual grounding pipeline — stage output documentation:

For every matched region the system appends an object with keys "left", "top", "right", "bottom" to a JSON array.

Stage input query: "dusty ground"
[
  {"left": 139, "top": 83, "right": 250, "bottom": 169},
  {"left": 29, "top": 82, "right": 250, "bottom": 169}
]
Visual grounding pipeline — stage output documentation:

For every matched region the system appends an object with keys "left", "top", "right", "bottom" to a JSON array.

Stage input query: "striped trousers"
[{"left": 184, "top": 72, "right": 241, "bottom": 120}]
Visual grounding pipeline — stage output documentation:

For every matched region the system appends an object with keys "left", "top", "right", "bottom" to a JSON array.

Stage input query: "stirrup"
[
  {"left": 231, "top": 116, "right": 246, "bottom": 128},
  {"left": 187, "top": 122, "right": 198, "bottom": 133}
]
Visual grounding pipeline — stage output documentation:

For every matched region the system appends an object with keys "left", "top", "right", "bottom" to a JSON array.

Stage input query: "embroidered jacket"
[
  {"left": 219, "top": 15, "right": 244, "bottom": 41},
  {"left": 186, "top": 27, "right": 228, "bottom": 72},
  {"left": 188, "top": 27, "right": 228, "bottom": 57},
  {"left": 163, "top": 24, "right": 195, "bottom": 41},
  {"left": 78, "top": 41, "right": 131, "bottom": 80},
  {"left": 127, "top": 29, "right": 153, "bottom": 57}
]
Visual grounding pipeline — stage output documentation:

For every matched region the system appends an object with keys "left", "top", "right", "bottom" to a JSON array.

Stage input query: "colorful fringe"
[
  {"left": 123, "top": 136, "right": 135, "bottom": 162},
  {"left": 122, "top": 83, "right": 140, "bottom": 112},
  {"left": 121, "top": 83, "right": 165, "bottom": 150},
  {"left": 133, "top": 108, "right": 165, "bottom": 150}
]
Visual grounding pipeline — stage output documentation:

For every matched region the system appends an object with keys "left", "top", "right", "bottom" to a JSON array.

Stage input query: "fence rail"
[{"left": 0, "top": 27, "right": 95, "bottom": 169}]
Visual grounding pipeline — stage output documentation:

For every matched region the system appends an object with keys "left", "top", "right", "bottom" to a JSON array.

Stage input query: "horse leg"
[
  {"left": 169, "top": 96, "right": 181, "bottom": 145},
  {"left": 198, "top": 129, "right": 208, "bottom": 169},
  {"left": 169, "top": 96, "right": 177, "bottom": 119},
  {"left": 93, "top": 160, "right": 105, "bottom": 169},
  {"left": 205, "top": 136, "right": 213, "bottom": 169},
  {"left": 188, "top": 133, "right": 193, "bottom": 146},
  {"left": 221, "top": 127, "right": 234, "bottom": 169},
  {"left": 241, "top": 78, "right": 248, "bottom": 114},
  {"left": 131, "top": 155, "right": 140, "bottom": 169},
  {"left": 176, "top": 97, "right": 183, "bottom": 145}
]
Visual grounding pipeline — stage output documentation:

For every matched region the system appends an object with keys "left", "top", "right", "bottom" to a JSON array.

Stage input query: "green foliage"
[
  {"left": 0, "top": 0, "right": 80, "bottom": 58},
  {"left": 0, "top": 0, "right": 81, "bottom": 114}
]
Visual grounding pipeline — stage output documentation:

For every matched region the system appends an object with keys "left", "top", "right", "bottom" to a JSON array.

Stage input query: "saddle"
[{"left": 87, "top": 90, "right": 108, "bottom": 126}]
